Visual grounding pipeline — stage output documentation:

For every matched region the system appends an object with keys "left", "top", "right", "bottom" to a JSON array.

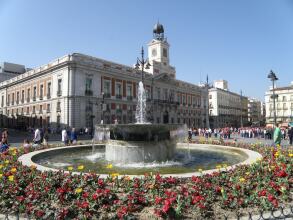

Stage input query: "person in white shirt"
[
  {"left": 33, "top": 128, "right": 41, "bottom": 144},
  {"left": 62, "top": 128, "right": 68, "bottom": 145}
]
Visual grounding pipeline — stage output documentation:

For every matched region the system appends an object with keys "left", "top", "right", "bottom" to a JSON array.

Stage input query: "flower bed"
[{"left": 0, "top": 141, "right": 292, "bottom": 219}]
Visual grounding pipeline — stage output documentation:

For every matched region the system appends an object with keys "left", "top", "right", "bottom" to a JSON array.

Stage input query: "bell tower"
[{"left": 148, "top": 22, "right": 170, "bottom": 68}]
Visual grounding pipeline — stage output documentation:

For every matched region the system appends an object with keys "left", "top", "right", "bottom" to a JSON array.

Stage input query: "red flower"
[
  {"left": 215, "top": 186, "right": 221, "bottom": 193},
  {"left": 155, "top": 196, "right": 162, "bottom": 205},
  {"left": 272, "top": 199, "right": 279, "bottom": 208},
  {"left": 80, "top": 201, "right": 89, "bottom": 209},
  {"left": 267, "top": 194, "right": 275, "bottom": 202},
  {"left": 17, "top": 196, "right": 25, "bottom": 202},
  {"left": 258, "top": 189, "right": 267, "bottom": 197},
  {"left": 35, "top": 210, "right": 45, "bottom": 218},
  {"left": 92, "top": 193, "right": 98, "bottom": 200},
  {"left": 82, "top": 192, "right": 89, "bottom": 199},
  {"left": 276, "top": 170, "right": 288, "bottom": 178},
  {"left": 192, "top": 195, "right": 204, "bottom": 205}
]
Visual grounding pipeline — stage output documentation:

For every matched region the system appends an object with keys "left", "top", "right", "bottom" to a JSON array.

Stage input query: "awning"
[{"left": 281, "top": 122, "right": 289, "bottom": 128}]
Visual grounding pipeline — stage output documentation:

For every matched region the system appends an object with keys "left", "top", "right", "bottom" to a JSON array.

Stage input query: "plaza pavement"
[
  {"left": 5, "top": 129, "right": 92, "bottom": 147},
  {"left": 5, "top": 129, "right": 292, "bottom": 148},
  {"left": 194, "top": 134, "right": 292, "bottom": 148}
]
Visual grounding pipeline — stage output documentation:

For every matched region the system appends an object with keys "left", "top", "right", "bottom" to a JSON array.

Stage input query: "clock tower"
[{"left": 146, "top": 22, "right": 176, "bottom": 78}]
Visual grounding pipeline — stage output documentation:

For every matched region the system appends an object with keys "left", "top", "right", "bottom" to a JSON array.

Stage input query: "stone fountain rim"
[{"left": 18, "top": 143, "right": 262, "bottom": 179}]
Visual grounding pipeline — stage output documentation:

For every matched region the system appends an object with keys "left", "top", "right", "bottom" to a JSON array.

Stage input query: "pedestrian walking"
[
  {"left": 273, "top": 124, "right": 282, "bottom": 146},
  {"left": 70, "top": 128, "right": 78, "bottom": 144},
  {"left": 33, "top": 128, "right": 42, "bottom": 145},
  {"left": 288, "top": 126, "right": 293, "bottom": 146},
  {"left": 1, "top": 128, "right": 8, "bottom": 145},
  {"left": 62, "top": 128, "right": 68, "bottom": 145}
]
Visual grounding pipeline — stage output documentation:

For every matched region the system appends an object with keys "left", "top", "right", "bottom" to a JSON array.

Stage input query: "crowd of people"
[
  {"left": 0, "top": 126, "right": 83, "bottom": 153},
  {"left": 188, "top": 124, "right": 293, "bottom": 146}
]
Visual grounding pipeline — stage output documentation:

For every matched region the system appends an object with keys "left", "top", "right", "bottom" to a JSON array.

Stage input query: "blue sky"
[{"left": 1, "top": 0, "right": 293, "bottom": 100}]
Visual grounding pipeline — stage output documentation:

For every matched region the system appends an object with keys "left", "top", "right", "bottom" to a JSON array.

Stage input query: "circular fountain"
[
  {"left": 18, "top": 81, "right": 263, "bottom": 177},
  {"left": 95, "top": 124, "right": 185, "bottom": 164}
]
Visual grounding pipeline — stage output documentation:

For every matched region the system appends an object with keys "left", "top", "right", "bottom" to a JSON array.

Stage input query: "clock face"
[{"left": 152, "top": 49, "right": 157, "bottom": 57}]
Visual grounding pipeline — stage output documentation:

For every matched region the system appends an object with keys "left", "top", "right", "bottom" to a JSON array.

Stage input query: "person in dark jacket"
[
  {"left": 288, "top": 126, "right": 293, "bottom": 145},
  {"left": 70, "top": 128, "right": 78, "bottom": 144}
]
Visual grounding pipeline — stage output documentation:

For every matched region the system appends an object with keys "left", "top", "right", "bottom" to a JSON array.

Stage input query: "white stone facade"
[
  {"left": 265, "top": 84, "right": 293, "bottom": 125},
  {"left": 0, "top": 52, "right": 207, "bottom": 130},
  {"left": 208, "top": 80, "right": 248, "bottom": 128}
]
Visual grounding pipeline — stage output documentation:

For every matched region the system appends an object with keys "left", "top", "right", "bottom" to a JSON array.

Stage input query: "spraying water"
[{"left": 135, "top": 81, "right": 147, "bottom": 124}]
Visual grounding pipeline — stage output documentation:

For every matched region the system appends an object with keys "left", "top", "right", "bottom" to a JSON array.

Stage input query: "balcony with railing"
[
  {"left": 116, "top": 109, "right": 122, "bottom": 114},
  {"left": 57, "top": 90, "right": 62, "bottom": 97},
  {"left": 39, "top": 95, "right": 43, "bottom": 100},
  {"left": 85, "top": 90, "right": 93, "bottom": 96},
  {"left": 116, "top": 94, "right": 122, "bottom": 99},
  {"left": 32, "top": 96, "right": 36, "bottom": 101},
  {"left": 104, "top": 93, "right": 111, "bottom": 98}
]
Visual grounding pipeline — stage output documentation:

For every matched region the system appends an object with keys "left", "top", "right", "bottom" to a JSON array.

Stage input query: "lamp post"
[
  {"left": 240, "top": 90, "right": 243, "bottom": 128},
  {"left": 100, "top": 92, "right": 105, "bottom": 124},
  {"left": 267, "top": 70, "right": 278, "bottom": 127},
  {"left": 135, "top": 47, "right": 151, "bottom": 84}
]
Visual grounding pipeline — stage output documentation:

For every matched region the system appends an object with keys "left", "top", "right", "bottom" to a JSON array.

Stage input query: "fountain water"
[
  {"left": 93, "top": 81, "right": 187, "bottom": 164},
  {"left": 135, "top": 81, "right": 148, "bottom": 124}
]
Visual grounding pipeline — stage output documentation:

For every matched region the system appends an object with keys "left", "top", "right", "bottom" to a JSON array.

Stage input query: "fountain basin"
[
  {"left": 105, "top": 140, "right": 176, "bottom": 163},
  {"left": 18, "top": 143, "right": 262, "bottom": 178},
  {"left": 95, "top": 124, "right": 187, "bottom": 163}
]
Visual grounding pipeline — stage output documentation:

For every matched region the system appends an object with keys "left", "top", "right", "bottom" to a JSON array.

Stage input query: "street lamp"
[
  {"left": 100, "top": 92, "right": 105, "bottom": 124},
  {"left": 135, "top": 47, "right": 151, "bottom": 84},
  {"left": 240, "top": 90, "right": 243, "bottom": 128},
  {"left": 267, "top": 70, "right": 278, "bottom": 127}
]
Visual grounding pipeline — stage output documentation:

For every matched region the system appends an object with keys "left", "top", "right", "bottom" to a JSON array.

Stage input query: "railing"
[
  {"left": 104, "top": 93, "right": 111, "bottom": 98},
  {"left": 57, "top": 107, "right": 61, "bottom": 112},
  {"left": 57, "top": 90, "right": 62, "bottom": 97},
  {"left": 32, "top": 96, "right": 36, "bottom": 101},
  {"left": 39, "top": 95, "right": 43, "bottom": 100},
  {"left": 116, "top": 94, "right": 122, "bottom": 99},
  {"left": 223, "top": 206, "right": 293, "bottom": 220},
  {"left": 47, "top": 93, "right": 51, "bottom": 99},
  {"left": 127, "top": 96, "right": 133, "bottom": 101},
  {"left": 85, "top": 90, "right": 93, "bottom": 96}
]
